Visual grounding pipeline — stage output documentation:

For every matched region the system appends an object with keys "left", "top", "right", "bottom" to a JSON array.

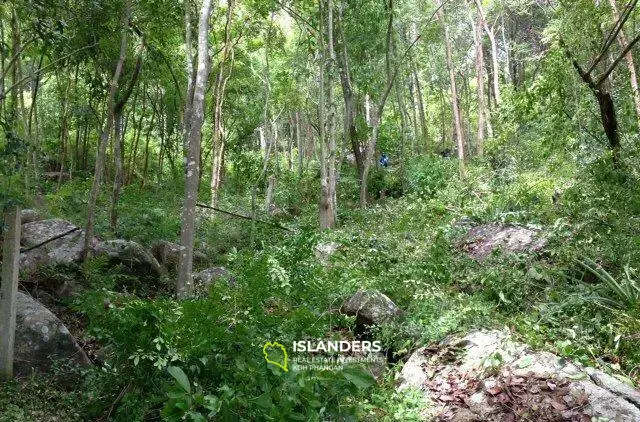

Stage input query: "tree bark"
[
  {"left": 83, "top": 0, "right": 132, "bottom": 257},
  {"left": 182, "top": 0, "right": 195, "bottom": 153},
  {"left": 0, "top": 205, "right": 21, "bottom": 380},
  {"left": 319, "top": 0, "right": 337, "bottom": 229},
  {"left": 176, "top": 0, "right": 214, "bottom": 299}
]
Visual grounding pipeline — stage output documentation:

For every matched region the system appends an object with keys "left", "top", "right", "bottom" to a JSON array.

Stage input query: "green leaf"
[
  {"left": 253, "top": 392, "right": 273, "bottom": 411},
  {"left": 342, "top": 367, "right": 376, "bottom": 389},
  {"left": 168, "top": 366, "right": 191, "bottom": 394}
]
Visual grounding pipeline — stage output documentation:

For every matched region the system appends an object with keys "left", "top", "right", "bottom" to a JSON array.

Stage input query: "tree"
[
  {"left": 437, "top": 0, "right": 466, "bottom": 176},
  {"left": 83, "top": 0, "right": 132, "bottom": 257},
  {"left": 608, "top": 0, "right": 640, "bottom": 124},
  {"left": 471, "top": 2, "right": 488, "bottom": 156},
  {"left": 210, "top": 0, "right": 236, "bottom": 208},
  {"left": 474, "top": 0, "right": 501, "bottom": 106},
  {"left": 176, "top": 0, "right": 215, "bottom": 298},
  {"left": 561, "top": 0, "right": 640, "bottom": 164},
  {"left": 318, "top": 0, "right": 337, "bottom": 228},
  {"left": 111, "top": 40, "right": 145, "bottom": 232}
]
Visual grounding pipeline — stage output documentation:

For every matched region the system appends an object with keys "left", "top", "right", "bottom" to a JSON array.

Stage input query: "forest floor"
[{"left": 2, "top": 157, "right": 640, "bottom": 421}]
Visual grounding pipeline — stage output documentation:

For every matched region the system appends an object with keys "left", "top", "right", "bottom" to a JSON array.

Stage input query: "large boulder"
[
  {"left": 461, "top": 224, "right": 547, "bottom": 261},
  {"left": 398, "top": 330, "right": 640, "bottom": 421},
  {"left": 151, "top": 240, "right": 206, "bottom": 270},
  {"left": 13, "top": 292, "right": 91, "bottom": 377},
  {"left": 92, "top": 239, "right": 166, "bottom": 278},
  {"left": 341, "top": 289, "right": 403, "bottom": 327},
  {"left": 20, "top": 209, "right": 41, "bottom": 224},
  {"left": 19, "top": 219, "right": 93, "bottom": 272}
]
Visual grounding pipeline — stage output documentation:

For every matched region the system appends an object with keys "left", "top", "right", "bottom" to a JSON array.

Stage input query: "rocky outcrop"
[
  {"left": 341, "top": 289, "right": 403, "bottom": 328},
  {"left": 398, "top": 330, "right": 640, "bottom": 421},
  {"left": 151, "top": 240, "right": 206, "bottom": 270},
  {"left": 14, "top": 292, "right": 91, "bottom": 377},
  {"left": 92, "top": 239, "right": 165, "bottom": 278},
  {"left": 461, "top": 224, "right": 547, "bottom": 260},
  {"left": 19, "top": 219, "right": 93, "bottom": 272},
  {"left": 20, "top": 209, "right": 41, "bottom": 224}
]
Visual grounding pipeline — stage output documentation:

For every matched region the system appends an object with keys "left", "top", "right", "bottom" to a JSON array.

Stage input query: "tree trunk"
[
  {"left": 438, "top": 0, "right": 465, "bottom": 176},
  {"left": 0, "top": 205, "right": 21, "bottom": 380},
  {"left": 472, "top": 7, "right": 487, "bottom": 157},
  {"left": 265, "top": 175, "right": 276, "bottom": 212},
  {"left": 182, "top": 0, "right": 195, "bottom": 153},
  {"left": 140, "top": 94, "right": 157, "bottom": 189},
  {"left": 335, "top": 3, "right": 364, "bottom": 181},
  {"left": 83, "top": 0, "right": 132, "bottom": 257},
  {"left": 475, "top": 0, "right": 500, "bottom": 105},
  {"left": 110, "top": 42, "right": 143, "bottom": 232},
  {"left": 296, "top": 111, "right": 303, "bottom": 176},
  {"left": 176, "top": 0, "right": 214, "bottom": 299},
  {"left": 210, "top": 0, "right": 235, "bottom": 208},
  {"left": 596, "top": 89, "right": 620, "bottom": 160},
  {"left": 317, "top": 0, "right": 338, "bottom": 229}
]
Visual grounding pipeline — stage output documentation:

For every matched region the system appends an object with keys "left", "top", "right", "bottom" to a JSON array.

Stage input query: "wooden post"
[{"left": 0, "top": 205, "right": 21, "bottom": 380}]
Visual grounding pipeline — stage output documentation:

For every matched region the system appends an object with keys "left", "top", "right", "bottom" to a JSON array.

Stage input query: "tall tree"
[
  {"left": 318, "top": 0, "right": 337, "bottom": 229},
  {"left": 83, "top": 0, "right": 132, "bottom": 257},
  {"left": 474, "top": 0, "right": 501, "bottom": 105},
  {"left": 561, "top": 0, "right": 640, "bottom": 164},
  {"left": 210, "top": 0, "right": 236, "bottom": 208},
  {"left": 437, "top": 0, "right": 466, "bottom": 176},
  {"left": 472, "top": 4, "right": 488, "bottom": 156},
  {"left": 111, "top": 40, "right": 145, "bottom": 232},
  {"left": 176, "top": 0, "right": 215, "bottom": 298}
]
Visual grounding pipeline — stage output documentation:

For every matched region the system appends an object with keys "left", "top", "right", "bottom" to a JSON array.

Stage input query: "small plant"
[
  {"left": 577, "top": 258, "right": 640, "bottom": 313},
  {"left": 161, "top": 366, "right": 220, "bottom": 421}
]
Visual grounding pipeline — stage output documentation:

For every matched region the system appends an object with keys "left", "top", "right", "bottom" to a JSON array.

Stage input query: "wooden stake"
[{"left": 0, "top": 205, "right": 21, "bottom": 380}]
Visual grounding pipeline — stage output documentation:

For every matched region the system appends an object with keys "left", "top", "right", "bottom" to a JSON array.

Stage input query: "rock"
[
  {"left": 19, "top": 219, "right": 93, "bottom": 272},
  {"left": 315, "top": 241, "right": 340, "bottom": 265},
  {"left": 575, "top": 379, "right": 640, "bottom": 421},
  {"left": 20, "top": 209, "right": 41, "bottom": 224},
  {"left": 341, "top": 289, "right": 403, "bottom": 327},
  {"left": 42, "top": 171, "right": 70, "bottom": 182},
  {"left": 194, "top": 266, "right": 232, "bottom": 285},
  {"left": 151, "top": 241, "right": 205, "bottom": 270},
  {"left": 398, "top": 330, "right": 640, "bottom": 421},
  {"left": 14, "top": 292, "right": 91, "bottom": 377},
  {"left": 193, "top": 267, "right": 234, "bottom": 296},
  {"left": 586, "top": 369, "right": 640, "bottom": 407},
  {"left": 398, "top": 348, "right": 431, "bottom": 391},
  {"left": 92, "top": 239, "right": 165, "bottom": 278},
  {"left": 365, "top": 352, "right": 388, "bottom": 380},
  {"left": 151, "top": 241, "right": 182, "bottom": 269},
  {"left": 461, "top": 224, "right": 547, "bottom": 260}
]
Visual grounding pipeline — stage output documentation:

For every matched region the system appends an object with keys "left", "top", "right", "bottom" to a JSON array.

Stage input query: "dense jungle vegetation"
[{"left": 1, "top": 0, "right": 640, "bottom": 420}]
